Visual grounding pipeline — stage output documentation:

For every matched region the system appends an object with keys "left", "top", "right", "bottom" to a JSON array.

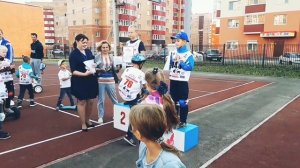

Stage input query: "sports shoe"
[
  {"left": 98, "top": 118, "right": 103, "bottom": 124},
  {"left": 0, "top": 131, "right": 11, "bottom": 140},
  {"left": 17, "top": 101, "right": 22, "bottom": 108},
  {"left": 123, "top": 136, "right": 137, "bottom": 146},
  {"left": 177, "top": 122, "right": 187, "bottom": 128},
  {"left": 30, "top": 101, "right": 37, "bottom": 107},
  {"left": 4, "top": 108, "right": 14, "bottom": 113}
]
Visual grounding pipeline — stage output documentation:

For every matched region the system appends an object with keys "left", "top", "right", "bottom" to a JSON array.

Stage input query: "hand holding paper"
[{"left": 83, "top": 60, "right": 96, "bottom": 74}]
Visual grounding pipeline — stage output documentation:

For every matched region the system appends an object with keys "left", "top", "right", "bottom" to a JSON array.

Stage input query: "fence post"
[
  {"left": 262, "top": 44, "right": 266, "bottom": 68},
  {"left": 222, "top": 44, "right": 225, "bottom": 65}
]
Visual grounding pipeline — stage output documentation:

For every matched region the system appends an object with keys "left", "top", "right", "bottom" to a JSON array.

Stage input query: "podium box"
[
  {"left": 113, "top": 103, "right": 131, "bottom": 132},
  {"left": 173, "top": 123, "right": 199, "bottom": 152}
]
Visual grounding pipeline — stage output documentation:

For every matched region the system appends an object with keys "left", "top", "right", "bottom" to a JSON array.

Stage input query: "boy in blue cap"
[{"left": 169, "top": 31, "right": 195, "bottom": 128}]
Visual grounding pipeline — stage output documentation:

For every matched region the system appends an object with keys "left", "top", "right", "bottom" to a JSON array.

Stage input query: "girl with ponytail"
[
  {"left": 130, "top": 104, "right": 185, "bottom": 167},
  {"left": 143, "top": 68, "right": 179, "bottom": 132}
]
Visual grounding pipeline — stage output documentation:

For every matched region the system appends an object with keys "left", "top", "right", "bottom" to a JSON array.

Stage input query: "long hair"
[
  {"left": 145, "top": 68, "right": 179, "bottom": 131},
  {"left": 73, "top": 34, "right": 89, "bottom": 49},
  {"left": 130, "top": 104, "right": 180, "bottom": 157}
]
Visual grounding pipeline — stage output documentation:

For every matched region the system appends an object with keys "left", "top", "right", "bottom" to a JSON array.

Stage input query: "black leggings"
[{"left": 4, "top": 81, "right": 14, "bottom": 108}]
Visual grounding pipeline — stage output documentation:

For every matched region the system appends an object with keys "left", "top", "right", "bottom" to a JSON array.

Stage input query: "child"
[
  {"left": 55, "top": 60, "right": 75, "bottom": 110},
  {"left": 118, "top": 54, "right": 146, "bottom": 146},
  {"left": 0, "top": 45, "right": 15, "bottom": 113},
  {"left": 16, "top": 56, "right": 39, "bottom": 108},
  {"left": 143, "top": 67, "right": 179, "bottom": 145},
  {"left": 0, "top": 47, "right": 10, "bottom": 140},
  {"left": 169, "top": 31, "right": 195, "bottom": 128},
  {"left": 130, "top": 104, "right": 186, "bottom": 168}
]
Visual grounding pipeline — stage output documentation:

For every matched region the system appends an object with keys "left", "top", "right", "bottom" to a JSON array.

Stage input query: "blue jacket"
[
  {"left": 0, "top": 37, "right": 14, "bottom": 62},
  {"left": 170, "top": 45, "right": 194, "bottom": 71},
  {"left": 136, "top": 142, "right": 186, "bottom": 168}
]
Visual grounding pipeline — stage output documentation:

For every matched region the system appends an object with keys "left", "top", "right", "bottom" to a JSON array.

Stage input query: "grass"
[{"left": 144, "top": 60, "right": 300, "bottom": 78}]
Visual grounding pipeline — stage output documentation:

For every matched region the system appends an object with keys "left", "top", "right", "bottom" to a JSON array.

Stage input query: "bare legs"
[{"left": 77, "top": 99, "right": 95, "bottom": 130}]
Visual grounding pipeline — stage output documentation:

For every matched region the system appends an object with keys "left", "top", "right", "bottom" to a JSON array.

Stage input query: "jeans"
[
  {"left": 56, "top": 87, "right": 75, "bottom": 106},
  {"left": 18, "top": 84, "right": 34, "bottom": 101},
  {"left": 31, "top": 58, "right": 42, "bottom": 78},
  {"left": 97, "top": 83, "right": 118, "bottom": 118}
]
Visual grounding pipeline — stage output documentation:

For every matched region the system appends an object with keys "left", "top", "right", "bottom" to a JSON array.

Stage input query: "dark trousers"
[
  {"left": 170, "top": 80, "right": 189, "bottom": 123},
  {"left": 4, "top": 81, "right": 14, "bottom": 108},
  {"left": 56, "top": 87, "right": 75, "bottom": 106},
  {"left": 124, "top": 95, "right": 140, "bottom": 139},
  {"left": 18, "top": 84, "right": 34, "bottom": 101}
]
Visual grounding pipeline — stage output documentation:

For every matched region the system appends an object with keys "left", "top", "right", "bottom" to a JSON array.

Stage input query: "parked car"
[
  {"left": 53, "top": 49, "right": 64, "bottom": 55},
  {"left": 204, "top": 49, "right": 222, "bottom": 62},
  {"left": 279, "top": 52, "right": 300, "bottom": 65}
]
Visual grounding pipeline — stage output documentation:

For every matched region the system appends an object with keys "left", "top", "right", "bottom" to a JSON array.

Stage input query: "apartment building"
[
  {"left": 190, "top": 13, "right": 212, "bottom": 51},
  {"left": 66, "top": 0, "right": 186, "bottom": 49},
  {"left": 27, "top": 0, "right": 69, "bottom": 50},
  {"left": 0, "top": 1, "right": 45, "bottom": 57},
  {"left": 219, "top": 0, "right": 300, "bottom": 57}
]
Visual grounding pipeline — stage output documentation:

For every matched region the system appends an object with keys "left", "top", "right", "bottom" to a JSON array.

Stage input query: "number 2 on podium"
[{"left": 120, "top": 111, "right": 125, "bottom": 125}]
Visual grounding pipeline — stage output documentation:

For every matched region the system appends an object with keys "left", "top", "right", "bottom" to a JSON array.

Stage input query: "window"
[
  {"left": 73, "top": 20, "right": 76, "bottom": 26},
  {"left": 245, "top": 14, "right": 264, "bottom": 25},
  {"left": 96, "top": 32, "right": 100, "bottom": 37},
  {"left": 247, "top": 0, "right": 265, "bottom": 5},
  {"left": 137, "top": 3, "right": 141, "bottom": 8},
  {"left": 95, "top": 19, "right": 100, "bottom": 25},
  {"left": 72, "top": 9, "right": 75, "bottom": 14},
  {"left": 95, "top": 8, "right": 100, "bottom": 13},
  {"left": 82, "top": 19, "right": 86, "bottom": 25},
  {"left": 247, "top": 41, "right": 258, "bottom": 51},
  {"left": 274, "top": 15, "right": 287, "bottom": 25},
  {"left": 284, "top": 0, "right": 288, "bottom": 3},
  {"left": 229, "top": 1, "right": 239, "bottom": 10},
  {"left": 82, "top": 7, "right": 86, "bottom": 14},
  {"left": 147, "top": 11, "right": 150, "bottom": 15},
  {"left": 147, "top": 20, "right": 151, "bottom": 26},
  {"left": 138, "top": 24, "right": 141, "bottom": 29},
  {"left": 228, "top": 19, "right": 239, "bottom": 28},
  {"left": 226, "top": 41, "right": 238, "bottom": 50}
]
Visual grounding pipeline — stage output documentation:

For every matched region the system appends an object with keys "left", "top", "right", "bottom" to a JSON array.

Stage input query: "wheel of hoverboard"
[{"left": 34, "top": 85, "right": 43, "bottom": 93}]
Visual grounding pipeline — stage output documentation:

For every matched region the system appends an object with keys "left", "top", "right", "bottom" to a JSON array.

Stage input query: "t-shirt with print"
[
  {"left": 58, "top": 69, "right": 71, "bottom": 88},
  {"left": 118, "top": 67, "right": 146, "bottom": 101}
]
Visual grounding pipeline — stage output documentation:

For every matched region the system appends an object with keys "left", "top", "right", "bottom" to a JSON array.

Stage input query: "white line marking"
[
  {"left": 190, "top": 82, "right": 273, "bottom": 114},
  {"left": 190, "top": 77, "right": 247, "bottom": 84},
  {"left": 0, "top": 121, "right": 113, "bottom": 156},
  {"left": 188, "top": 81, "right": 255, "bottom": 101},
  {"left": 37, "top": 137, "right": 124, "bottom": 167},
  {"left": 200, "top": 83, "right": 294, "bottom": 168},
  {"left": 189, "top": 89, "right": 212, "bottom": 93},
  {"left": 35, "top": 94, "right": 59, "bottom": 99}
]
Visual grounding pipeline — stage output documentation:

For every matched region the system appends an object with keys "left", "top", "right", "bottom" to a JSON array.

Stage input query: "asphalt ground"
[{"left": 42, "top": 72, "right": 300, "bottom": 168}]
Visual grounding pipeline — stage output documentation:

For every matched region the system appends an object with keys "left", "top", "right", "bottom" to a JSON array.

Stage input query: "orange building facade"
[
  {"left": 219, "top": 0, "right": 300, "bottom": 57},
  {"left": 0, "top": 1, "right": 45, "bottom": 57}
]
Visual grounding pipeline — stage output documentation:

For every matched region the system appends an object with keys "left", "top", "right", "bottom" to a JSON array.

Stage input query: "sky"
[{"left": 3, "top": 0, "right": 214, "bottom": 13}]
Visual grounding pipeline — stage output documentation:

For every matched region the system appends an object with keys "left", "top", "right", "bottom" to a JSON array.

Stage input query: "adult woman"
[
  {"left": 95, "top": 40, "right": 119, "bottom": 124},
  {"left": 69, "top": 34, "right": 98, "bottom": 131}
]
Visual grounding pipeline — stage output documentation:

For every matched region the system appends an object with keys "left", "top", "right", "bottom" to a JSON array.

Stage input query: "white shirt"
[
  {"left": 58, "top": 69, "right": 71, "bottom": 88},
  {"left": 118, "top": 67, "right": 146, "bottom": 101},
  {"left": 0, "top": 58, "right": 13, "bottom": 82}
]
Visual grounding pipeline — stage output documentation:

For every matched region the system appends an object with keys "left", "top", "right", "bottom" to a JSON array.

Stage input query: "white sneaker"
[{"left": 98, "top": 118, "right": 103, "bottom": 124}]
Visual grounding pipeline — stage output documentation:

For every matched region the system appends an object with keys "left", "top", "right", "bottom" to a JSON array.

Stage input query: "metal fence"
[{"left": 45, "top": 43, "right": 300, "bottom": 69}]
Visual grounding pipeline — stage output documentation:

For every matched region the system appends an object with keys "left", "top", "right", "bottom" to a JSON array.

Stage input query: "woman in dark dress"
[{"left": 69, "top": 34, "right": 98, "bottom": 131}]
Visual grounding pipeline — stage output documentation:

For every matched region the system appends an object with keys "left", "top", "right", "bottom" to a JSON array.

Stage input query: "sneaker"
[
  {"left": 55, "top": 106, "right": 60, "bottom": 111},
  {"left": 123, "top": 136, "right": 137, "bottom": 146},
  {"left": 97, "top": 118, "right": 103, "bottom": 124},
  {"left": 4, "top": 108, "right": 14, "bottom": 113},
  {"left": 17, "top": 101, "right": 22, "bottom": 108},
  {"left": 30, "top": 101, "right": 37, "bottom": 107},
  {"left": 177, "top": 122, "right": 187, "bottom": 128},
  {"left": 0, "top": 131, "right": 11, "bottom": 140}
]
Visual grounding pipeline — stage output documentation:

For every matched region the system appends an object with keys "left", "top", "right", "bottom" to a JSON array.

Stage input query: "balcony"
[
  {"left": 244, "top": 24, "right": 264, "bottom": 34},
  {"left": 245, "top": 4, "right": 266, "bottom": 14}
]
